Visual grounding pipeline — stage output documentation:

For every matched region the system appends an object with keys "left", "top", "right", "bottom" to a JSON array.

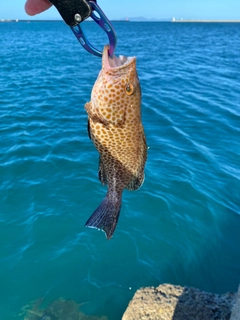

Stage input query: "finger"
[{"left": 25, "top": 0, "right": 52, "bottom": 15}]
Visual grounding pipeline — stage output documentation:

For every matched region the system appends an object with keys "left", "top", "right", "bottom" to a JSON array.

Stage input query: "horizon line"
[{"left": 1, "top": 18, "right": 240, "bottom": 23}]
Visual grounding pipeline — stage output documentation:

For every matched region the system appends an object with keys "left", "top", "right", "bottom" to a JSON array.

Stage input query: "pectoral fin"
[
  {"left": 127, "top": 130, "right": 147, "bottom": 191},
  {"left": 98, "top": 104, "right": 126, "bottom": 127},
  {"left": 85, "top": 101, "right": 110, "bottom": 127},
  {"left": 85, "top": 101, "right": 126, "bottom": 127}
]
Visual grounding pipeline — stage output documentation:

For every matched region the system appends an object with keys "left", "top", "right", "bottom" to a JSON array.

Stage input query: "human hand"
[{"left": 25, "top": 0, "right": 52, "bottom": 15}]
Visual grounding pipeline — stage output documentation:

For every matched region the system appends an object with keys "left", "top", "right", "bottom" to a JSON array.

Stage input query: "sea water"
[{"left": 0, "top": 21, "right": 240, "bottom": 319}]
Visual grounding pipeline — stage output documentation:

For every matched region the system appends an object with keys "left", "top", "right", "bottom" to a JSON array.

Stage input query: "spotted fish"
[{"left": 85, "top": 45, "right": 147, "bottom": 239}]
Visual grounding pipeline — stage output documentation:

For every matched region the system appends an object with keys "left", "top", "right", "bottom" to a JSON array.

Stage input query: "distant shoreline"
[
  {"left": 0, "top": 20, "right": 65, "bottom": 23},
  {"left": 0, "top": 19, "right": 130, "bottom": 23},
  {"left": 172, "top": 19, "right": 240, "bottom": 23}
]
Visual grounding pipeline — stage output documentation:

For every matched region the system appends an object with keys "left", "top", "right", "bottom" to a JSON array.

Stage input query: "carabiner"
[
  {"left": 70, "top": 1, "right": 117, "bottom": 58},
  {"left": 49, "top": 0, "right": 92, "bottom": 26}
]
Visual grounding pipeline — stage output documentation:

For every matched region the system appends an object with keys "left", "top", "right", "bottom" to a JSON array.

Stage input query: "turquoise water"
[{"left": 0, "top": 21, "right": 240, "bottom": 319}]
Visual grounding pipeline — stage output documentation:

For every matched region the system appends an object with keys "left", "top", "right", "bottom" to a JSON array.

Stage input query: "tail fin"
[{"left": 85, "top": 191, "right": 122, "bottom": 239}]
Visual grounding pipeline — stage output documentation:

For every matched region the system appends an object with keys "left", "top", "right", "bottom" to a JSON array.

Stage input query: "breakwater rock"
[{"left": 122, "top": 284, "right": 236, "bottom": 320}]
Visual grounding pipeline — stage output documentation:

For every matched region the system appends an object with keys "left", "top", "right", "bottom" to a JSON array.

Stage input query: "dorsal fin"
[{"left": 87, "top": 119, "right": 92, "bottom": 140}]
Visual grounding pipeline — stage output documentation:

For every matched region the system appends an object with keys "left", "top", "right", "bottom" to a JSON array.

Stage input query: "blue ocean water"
[{"left": 0, "top": 21, "right": 240, "bottom": 319}]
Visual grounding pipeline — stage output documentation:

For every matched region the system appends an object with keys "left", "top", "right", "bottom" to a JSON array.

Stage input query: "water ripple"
[{"left": 0, "top": 21, "right": 240, "bottom": 320}]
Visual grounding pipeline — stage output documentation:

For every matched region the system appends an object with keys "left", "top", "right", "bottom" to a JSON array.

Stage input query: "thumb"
[{"left": 25, "top": 0, "right": 52, "bottom": 15}]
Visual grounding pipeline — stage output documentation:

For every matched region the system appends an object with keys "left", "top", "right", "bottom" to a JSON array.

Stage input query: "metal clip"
[
  {"left": 70, "top": 1, "right": 117, "bottom": 58},
  {"left": 49, "top": 0, "right": 92, "bottom": 27}
]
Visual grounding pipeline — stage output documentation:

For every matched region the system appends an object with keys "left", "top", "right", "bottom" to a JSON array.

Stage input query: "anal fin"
[
  {"left": 126, "top": 171, "right": 145, "bottom": 191},
  {"left": 98, "top": 157, "right": 108, "bottom": 185}
]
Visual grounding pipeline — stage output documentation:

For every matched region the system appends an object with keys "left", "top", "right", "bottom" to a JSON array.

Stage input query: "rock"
[
  {"left": 122, "top": 284, "right": 236, "bottom": 320},
  {"left": 230, "top": 286, "right": 240, "bottom": 320},
  {"left": 22, "top": 298, "right": 108, "bottom": 320}
]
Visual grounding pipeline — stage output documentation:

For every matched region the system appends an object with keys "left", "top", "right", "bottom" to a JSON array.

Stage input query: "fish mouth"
[{"left": 103, "top": 45, "right": 136, "bottom": 71}]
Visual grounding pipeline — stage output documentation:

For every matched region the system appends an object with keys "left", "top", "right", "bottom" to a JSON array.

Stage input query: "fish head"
[{"left": 91, "top": 45, "right": 141, "bottom": 126}]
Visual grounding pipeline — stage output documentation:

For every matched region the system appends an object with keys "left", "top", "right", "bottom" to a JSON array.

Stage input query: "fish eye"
[{"left": 125, "top": 83, "right": 134, "bottom": 96}]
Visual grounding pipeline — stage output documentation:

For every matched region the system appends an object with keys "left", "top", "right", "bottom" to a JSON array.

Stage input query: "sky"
[{"left": 1, "top": 0, "right": 240, "bottom": 21}]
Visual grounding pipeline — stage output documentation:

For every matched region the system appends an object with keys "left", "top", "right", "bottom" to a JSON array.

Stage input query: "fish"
[{"left": 84, "top": 45, "right": 147, "bottom": 239}]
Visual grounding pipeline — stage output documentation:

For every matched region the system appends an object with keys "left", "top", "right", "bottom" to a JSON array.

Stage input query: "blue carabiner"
[{"left": 70, "top": 1, "right": 117, "bottom": 57}]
